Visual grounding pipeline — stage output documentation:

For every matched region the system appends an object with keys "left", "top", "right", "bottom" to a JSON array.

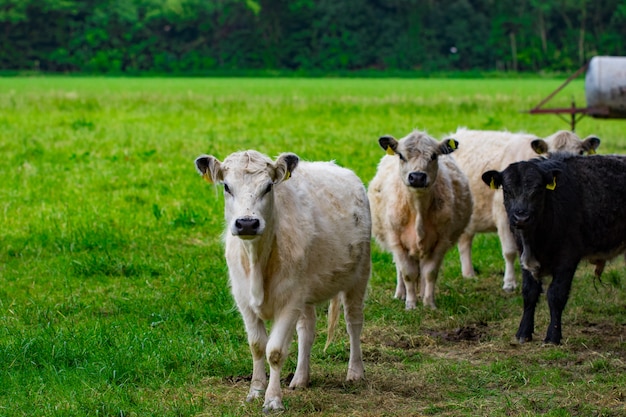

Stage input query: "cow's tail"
[{"left": 324, "top": 295, "right": 341, "bottom": 352}]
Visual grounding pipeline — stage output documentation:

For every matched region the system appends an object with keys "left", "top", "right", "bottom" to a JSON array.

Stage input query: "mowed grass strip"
[{"left": 0, "top": 77, "right": 625, "bottom": 416}]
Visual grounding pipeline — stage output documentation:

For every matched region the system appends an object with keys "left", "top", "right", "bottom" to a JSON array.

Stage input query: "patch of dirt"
[{"left": 426, "top": 322, "right": 489, "bottom": 342}]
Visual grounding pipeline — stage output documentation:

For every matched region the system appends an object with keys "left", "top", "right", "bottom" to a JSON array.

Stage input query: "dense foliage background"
[{"left": 2, "top": 0, "right": 626, "bottom": 74}]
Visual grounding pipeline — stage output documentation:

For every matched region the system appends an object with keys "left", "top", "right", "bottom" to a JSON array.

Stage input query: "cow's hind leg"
[
  {"left": 516, "top": 269, "right": 542, "bottom": 343},
  {"left": 458, "top": 232, "right": 476, "bottom": 278},
  {"left": 289, "top": 304, "right": 316, "bottom": 389},
  {"left": 498, "top": 223, "right": 519, "bottom": 292},
  {"left": 544, "top": 266, "right": 576, "bottom": 345},
  {"left": 342, "top": 286, "right": 366, "bottom": 382}
]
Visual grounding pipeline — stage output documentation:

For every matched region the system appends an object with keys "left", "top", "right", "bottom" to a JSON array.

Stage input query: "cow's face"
[
  {"left": 379, "top": 131, "right": 458, "bottom": 190},
  {"left": 531, "top": 131, "right": 601, "bottom": 156},
  {"left": 482, "top": 162, "right": 560, "bottom": 230},
  {"left": 195, "top": 151, "right": 298, "bottom": 239}
]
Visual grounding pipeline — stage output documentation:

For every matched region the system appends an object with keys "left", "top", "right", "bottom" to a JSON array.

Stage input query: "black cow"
[{"left": 482, "top": 153, "right": 626, "bottom": 344}]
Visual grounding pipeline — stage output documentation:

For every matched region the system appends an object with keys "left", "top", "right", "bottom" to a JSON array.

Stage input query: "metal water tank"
[{"left": 585, "top": 56, "right": 626, "bottom": 118}]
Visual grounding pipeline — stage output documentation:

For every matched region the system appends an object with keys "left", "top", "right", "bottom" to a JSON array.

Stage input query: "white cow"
[
  {"left": 451, "top": 128, "right": 601, "bottom": 291},
  {"left": 195, "top": 150, "right": 371, "bottom": 412},
  {"left": 368, "top": 131, "right": 473, "bottom": 310}
]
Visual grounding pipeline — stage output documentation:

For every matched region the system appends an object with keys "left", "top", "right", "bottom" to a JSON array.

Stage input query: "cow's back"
[
  {"left": 563, "top": 155, "right": 626, "bottom": 257},
  {"left": 271, "top": 161, "right": 371, "bottom": 303},
  {"left": 452, "top": 129, "right": 538, "bottom": 233}
]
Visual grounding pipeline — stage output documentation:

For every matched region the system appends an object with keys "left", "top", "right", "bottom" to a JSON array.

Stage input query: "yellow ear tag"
[
  {"left": 546, "top": 177, "right": 556, "bottom": 190},
  {"left": 588, "top": 149, "right": 596, "bottom": 155},
  {"left": 449, "top": 139, "right": 457, "bottom": 150},
  {"left": 386, "top": 146, "right": 395, "bottom": 156},
  {"left": 202, "top": 172, "right": 213, "bottom": 184},
  {"left": 489, "top": 178, "right": 497, "bottom": 190},
  {"left": 283, "top": 170, "right": 291, "bottom": 181}
]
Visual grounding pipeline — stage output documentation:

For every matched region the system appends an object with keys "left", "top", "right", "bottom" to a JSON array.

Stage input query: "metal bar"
[
  {"left": 529, "top": 108, "right": 589, "bottom": 114},
  {"left": 528, "top": 106, "right": 610, "bottom": 116},
  {"left": 529, "top": 63, "right": 589, "bottom": 111}
]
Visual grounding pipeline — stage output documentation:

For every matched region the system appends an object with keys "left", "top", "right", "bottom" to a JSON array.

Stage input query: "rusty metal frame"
[{"left": 527, "top": 62, "right": 610, "bottom": 131}]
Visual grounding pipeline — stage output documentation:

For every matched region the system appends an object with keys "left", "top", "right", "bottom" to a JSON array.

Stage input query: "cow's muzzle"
[
  {"left": 234, "top": 217, "right": 261, "bottom": 237},
  {"left": 511, "top": 211, "right": 532, "bottom": 229},
  {"left": 407, "top": 172, "right": 428, "bottom": 188}
]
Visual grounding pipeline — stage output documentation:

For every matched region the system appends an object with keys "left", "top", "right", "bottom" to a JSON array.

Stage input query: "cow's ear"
[
  {"left": 273, "top": 153, "right": 299, "bottom": 183},
  {"left": 439, "top": 138, "right": 458, "bottom": 155},
  {"left": 531, "top": 139, "right": 549, "bottom": 155},
  {"left": 583, "top": 135, "right": 601, "bottom": 154},
  {"left": 379, "top": 135, "right": 398, "bottom": 155},
  {"left": 482, "top": 170, "right": 503, "bottom": 190},
  {"left": 195, "top": 155, "right": 223, "bottom": 184},
  {"left": 545, "top": 169, "right": 561, "bottom": 191}
]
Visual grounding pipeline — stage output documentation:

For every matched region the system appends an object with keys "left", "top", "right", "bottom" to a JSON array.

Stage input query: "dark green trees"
[{"left": 1, "top": 0, "right": 625, "bottom": 73}]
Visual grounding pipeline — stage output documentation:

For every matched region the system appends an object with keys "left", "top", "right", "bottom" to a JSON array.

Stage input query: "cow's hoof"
[
  {"left": 262, "top": 398, "right": 285, "bottom": 413},
  {"left": 346, "top": 365, "right": 365, "bottom": 382},
  {"left": 517, "top": 336, "right": 532, "bottom": 344},
  {"left": 502, "top": 283, "right": 517, "bottom": 293},
  {"left": 288, "top": 375, "right": 309, "bottom": 389},
  {"left": 246, "top": 388, "right": 264, "bottom": 402}
]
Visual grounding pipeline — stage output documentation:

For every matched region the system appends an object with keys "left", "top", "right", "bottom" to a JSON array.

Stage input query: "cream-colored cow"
[
  {"left": 368, "top": 131, "right": 473, "bottom": 309},
  {"left": 451, "top": 128, "right": 600, "bottom": 291},
  {"left": 195, "top": 150, "right": 371, "bottom": 412}
]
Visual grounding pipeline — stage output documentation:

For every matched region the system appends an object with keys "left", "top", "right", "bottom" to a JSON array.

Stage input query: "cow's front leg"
[
  {"left": 289, "top": 304, "right": 316, "bottom": 388},
  {"left": 391, "top": 250, "right": 412, "bottom": 300},
  {"left": 241, "top": 310, "right": 268, "bottom": 402},
  {"left": 394, "top": 266, "right": 406, "bottom": 300},
  {"left": 516, "top": 268, "right": 542, "bottom": 343},
  {"left": 263, "top": 308, "right": 299, "bottom": 412},
  {"left": 392, "top": 251, "right": 419, "bottom": 309},
  {"left": 420, "top": 252, "right": 444, "bottom": 310},
  {"left": 544, "top": 266, "right": 576, "bottom": 344}
]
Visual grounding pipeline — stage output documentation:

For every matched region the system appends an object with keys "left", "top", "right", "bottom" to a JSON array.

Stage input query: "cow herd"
[{"left": 195, "top": 128, "right": 622, "bottom": 412}]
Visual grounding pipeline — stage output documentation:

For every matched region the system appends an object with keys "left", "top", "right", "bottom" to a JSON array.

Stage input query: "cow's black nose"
[
  {"left": 408, "top": 172, "right": 428, "bottom": 188},
  {"left": 235, "top": 218, "right": 260, "bottom": 235},
  {"left": 512, "top": 212, "right": 531, "bottom": 228}
]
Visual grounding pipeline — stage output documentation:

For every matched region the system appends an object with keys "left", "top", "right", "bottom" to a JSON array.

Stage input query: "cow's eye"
[
  {"left": 430, "top": 153, "right": 438, "bottom": 161},
  {"left": 398, "top": 153, "right": 407, "bottom": 162},
  {"left": 223, "top": 183, "right": 232, "bottom": 195},
  {"left": 263, "top": 183, "right": 273, "bottom": 195}
]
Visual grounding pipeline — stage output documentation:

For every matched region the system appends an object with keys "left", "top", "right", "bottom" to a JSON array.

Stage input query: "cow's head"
[
  {"left": 482, "top": 162, "right": 560, "bottom": 230},
  {"left": 531, "top": 130, "right": 600, "bottom": 156},
  {"left": 195, "top": 150, "right": 299, "bottom": 239},
  {"left": 379, "top": 131, "right": 459, "bottom": 190}
]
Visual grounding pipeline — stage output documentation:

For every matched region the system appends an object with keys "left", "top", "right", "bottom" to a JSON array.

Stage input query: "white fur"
[{"left": 195, "top": 150, "right": 371, "bottom": 412}]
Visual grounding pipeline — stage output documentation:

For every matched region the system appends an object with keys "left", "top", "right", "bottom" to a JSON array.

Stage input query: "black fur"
[{"left": 483, "top": 153, "right": 626, "bottom": 344}]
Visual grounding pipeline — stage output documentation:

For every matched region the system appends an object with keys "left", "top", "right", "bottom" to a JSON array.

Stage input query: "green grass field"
[{"left": 1, "top": 76, "right": 625, "bottom": 416}]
